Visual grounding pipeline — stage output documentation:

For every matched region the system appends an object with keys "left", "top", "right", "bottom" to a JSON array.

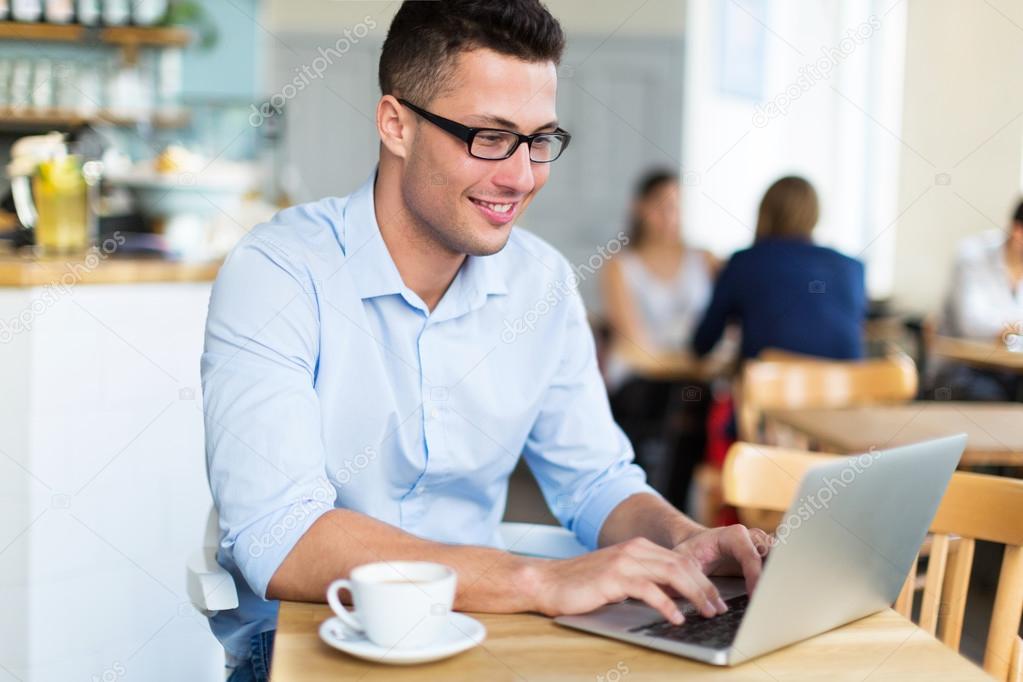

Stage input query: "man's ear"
[{"left": 378, "top": 95, "right": 411, "bottom": 160}]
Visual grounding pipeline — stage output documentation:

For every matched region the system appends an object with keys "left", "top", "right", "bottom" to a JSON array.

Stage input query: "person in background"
[
  {"left": 934, "top": 199, "right": 1023, "bottom": 400},
  {"left": 692, "top": 175, "right": 867, "bottom": 361},
  {"left": 601, "top": 169, "right": 717, "bottom": 512}
]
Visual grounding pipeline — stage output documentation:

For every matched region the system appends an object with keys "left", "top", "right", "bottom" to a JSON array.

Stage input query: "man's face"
[{"left": 401, "top": 48, "right": 559, "bottom": 257}]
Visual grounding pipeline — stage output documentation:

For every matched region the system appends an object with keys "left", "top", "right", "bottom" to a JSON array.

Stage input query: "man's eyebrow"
[{"left": 470, "top": 113, "right": 560, "bottom": 132}]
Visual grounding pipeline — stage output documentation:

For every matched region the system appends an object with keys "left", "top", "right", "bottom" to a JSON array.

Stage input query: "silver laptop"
[{"left": 555, "top": 434, "right": 966, "bottom": 665}]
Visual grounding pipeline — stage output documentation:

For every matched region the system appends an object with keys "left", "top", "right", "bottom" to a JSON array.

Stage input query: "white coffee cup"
[{"left": 326, "top": 561, "right": 457, "bottom": 649}]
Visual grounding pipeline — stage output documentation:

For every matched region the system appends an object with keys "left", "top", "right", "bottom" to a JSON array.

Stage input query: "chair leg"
[
  {"left": 895, "top": 553, "right": 918, "bottom": 619},
  {"left": 920, "top": 534, "right": 950, "bottom": 635},
  {"left": 937, "top": 536, "right": 974, "bottom": 650},
  {"left": 691, "top": 464, "right": 722, "bottom": 528},
  {"left": 1009, "top": 636, "right": 1022, "bottom": 682},
  {"left": 985, "top": 546, "right": 1023, "bottom": 681}
]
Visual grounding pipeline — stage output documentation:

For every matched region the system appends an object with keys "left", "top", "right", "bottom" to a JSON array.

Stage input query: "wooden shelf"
[
  {"left": 100, "top": 25, "right": 191, "bottom": 48},
  {"left": 0, "top": 107, "right": 191, "bottom": 130},
  {"left": 0, "top": 21, "right": 83, "bottom": 41},
  {"left": 0, "top": 21, "right": 191, "bottom": 47}
]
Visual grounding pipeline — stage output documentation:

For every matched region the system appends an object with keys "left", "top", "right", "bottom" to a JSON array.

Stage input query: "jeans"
[{"left": 226, "top": 630, "right": 275, "bottom": 682}]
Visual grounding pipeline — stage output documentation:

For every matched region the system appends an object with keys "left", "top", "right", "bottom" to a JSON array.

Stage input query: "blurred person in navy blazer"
[{"left": 692, "top": 176, "right": 867, "bottom": 361}]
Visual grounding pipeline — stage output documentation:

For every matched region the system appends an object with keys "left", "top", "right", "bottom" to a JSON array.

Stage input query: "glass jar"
[{"left": 33, "top": 155, "right": 89, "bottom": 255}]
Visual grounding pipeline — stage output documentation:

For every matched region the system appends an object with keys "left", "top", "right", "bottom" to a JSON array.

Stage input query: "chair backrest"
[
  {"left": 737, "top": 352, "right": 919, "bottom": 442},
  {"left": 723, "top": 442, "right": 1023, "bottom": 681},
  {"left": 756, "top": 348, "right": 827, "bottom": 363}
]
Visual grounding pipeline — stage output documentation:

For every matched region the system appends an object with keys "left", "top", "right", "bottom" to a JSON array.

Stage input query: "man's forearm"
[
  {"left": 265, "top": 509, "right": 544, "bottom": 613},
  {"left": 598, "top": 492, "right": 704, "bottom": 549}
]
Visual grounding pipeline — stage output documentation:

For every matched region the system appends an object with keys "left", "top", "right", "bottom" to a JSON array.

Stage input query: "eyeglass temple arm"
[{"left": 398, "top": 99, "right": 474, "bottom": 142}]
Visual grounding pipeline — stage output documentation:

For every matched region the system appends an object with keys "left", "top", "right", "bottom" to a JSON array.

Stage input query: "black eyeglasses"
[{"left": 398, "top": 98, "right": 571, "bottom": 163}]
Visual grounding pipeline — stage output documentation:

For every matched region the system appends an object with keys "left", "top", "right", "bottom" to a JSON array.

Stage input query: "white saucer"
[{"left": 318, "top": 612, "right": 487, "bottom": 665}]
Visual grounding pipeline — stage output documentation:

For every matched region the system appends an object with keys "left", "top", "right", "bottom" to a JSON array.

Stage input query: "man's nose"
[{"left": 491, "top": 142, "right": 536, "bottom": 195}]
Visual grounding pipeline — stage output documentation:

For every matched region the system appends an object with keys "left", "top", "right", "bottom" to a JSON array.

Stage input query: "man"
[{"left": 202, "top": 2, "right": 771, "bottom": 678}]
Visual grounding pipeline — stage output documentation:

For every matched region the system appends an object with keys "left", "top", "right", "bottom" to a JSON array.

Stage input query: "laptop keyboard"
[{"left": 628, "top": 593, "right": 750, "bottom": 649}]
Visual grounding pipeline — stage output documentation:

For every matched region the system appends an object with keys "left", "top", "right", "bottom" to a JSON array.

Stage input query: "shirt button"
[{"left": 429, "top": 408, "right": 440, "bottom": 419}]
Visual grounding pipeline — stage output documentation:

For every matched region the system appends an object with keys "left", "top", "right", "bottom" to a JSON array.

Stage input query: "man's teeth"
[{"left": 475, "top": 200, "right": 513, "bottom": 214}]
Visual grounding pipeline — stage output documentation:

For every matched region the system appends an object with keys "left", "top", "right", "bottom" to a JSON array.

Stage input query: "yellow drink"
[{"left": 33, "top": 155, "right": 88, "bottom": 255}]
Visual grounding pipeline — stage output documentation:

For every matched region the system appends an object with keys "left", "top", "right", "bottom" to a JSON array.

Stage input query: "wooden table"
[
  {"left": 765, "top": 402, "right": 1023, "bottom": 466},
  {"left": 933, "top": 335, "right": 1023, "bottom": 374},
  {"left": 610, "top": 340, "right": 736, "bottom": 382},
  {"left": 271, "top": 601, "right": 991, "bottom": 681}
]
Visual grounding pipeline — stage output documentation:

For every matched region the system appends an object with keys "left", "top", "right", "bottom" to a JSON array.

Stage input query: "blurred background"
[{"left": 0, "top": 1, "right": 1021, "bottom": 680}]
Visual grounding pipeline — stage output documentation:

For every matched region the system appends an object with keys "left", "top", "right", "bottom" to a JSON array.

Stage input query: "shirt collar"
[
  {"left": 340, "top": 169, "right": 406, "bottom": 300},
  {"left": 340, "top": 167, "right": 509, "bottom": 305}
]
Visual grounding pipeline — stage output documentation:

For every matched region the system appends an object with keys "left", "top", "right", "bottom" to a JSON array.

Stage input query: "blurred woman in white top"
[
  {"left": 935, "top": 199, "right": 1023, "bottom": 400},
  {"left": 600, "top": 169, "right": 717, "bottom": 510},
  {"left": 602, "top": 170, "right": 717, "bottom": 390}
]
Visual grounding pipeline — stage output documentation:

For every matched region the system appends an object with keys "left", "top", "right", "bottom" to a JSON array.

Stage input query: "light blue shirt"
[{"left": 201, "top": 169, "right": 656, "bottom": 659}]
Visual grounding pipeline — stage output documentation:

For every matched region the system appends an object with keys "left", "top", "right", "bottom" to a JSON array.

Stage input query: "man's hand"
[
  {"left": 530, "top": 537, "right": 732, "bottom": 625},
  {"left": 674, "top": 524, "right": 774, "bottom": 594}
]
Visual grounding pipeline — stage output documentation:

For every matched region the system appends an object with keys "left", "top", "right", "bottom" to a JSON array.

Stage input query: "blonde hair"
[{"left": 755, "top": 176, "right": 819, "bottom": 242}]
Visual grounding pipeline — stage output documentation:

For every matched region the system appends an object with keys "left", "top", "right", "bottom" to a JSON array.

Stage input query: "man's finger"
[
  {"left": 749, "top": 528, "right": 773, "bottom": 557},
  {"left": 617, "top": 544, "right": 724, "bottom": 619},
  {"left": 664, "top": 558, "right": 725, "bottom": 617},
  {"left": 626, "top": 579, "right": 685, "bottom": 625},
  {"left": 721, "top": 525, "right": 764, "bottom": 593}
]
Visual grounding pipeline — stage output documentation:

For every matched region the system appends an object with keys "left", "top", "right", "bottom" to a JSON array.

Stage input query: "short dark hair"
[
  {"left": 379, "top": 0, "right": 566, "bottom": 106},
  {"left": 1013, "top": 199, "right": 1023, "bottom": 225}
]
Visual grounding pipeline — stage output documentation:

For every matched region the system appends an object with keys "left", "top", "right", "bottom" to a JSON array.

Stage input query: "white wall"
[
  {"left": 892, "top": 0, "right": 1023, "bottom": 314},
  {"left": 0, "top": 284, "right": 220, "bottom": 682},
  {"left": 681, "top": 0, "right": 907, "bottom": 300},
  {"left": 263, "top": 0, "right": 684, "bottom": 37}
]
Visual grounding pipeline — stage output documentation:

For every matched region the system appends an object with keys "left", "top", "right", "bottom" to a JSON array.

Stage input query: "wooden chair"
[
  {"left": 723, "top": 442, "right": 1023, "bottom": 681},
  {"left": 737, "top": 352, "right": 919, "bottom": 444}
]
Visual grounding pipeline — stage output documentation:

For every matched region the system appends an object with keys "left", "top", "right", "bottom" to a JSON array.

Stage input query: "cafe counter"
[
  {"left": 0, "top": 249, "right": 222, "bottom": 287},
  {"left": 0, "top": 250, "right": 227, "bottom": 680}
]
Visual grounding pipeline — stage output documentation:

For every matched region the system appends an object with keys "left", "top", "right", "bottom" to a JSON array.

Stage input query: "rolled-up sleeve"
[
  {"left": 201, "top": 232, "right": 335, "bottom": 599},
  {"left": 522, "top": 284, "right": 658, "bottom": 551}
]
